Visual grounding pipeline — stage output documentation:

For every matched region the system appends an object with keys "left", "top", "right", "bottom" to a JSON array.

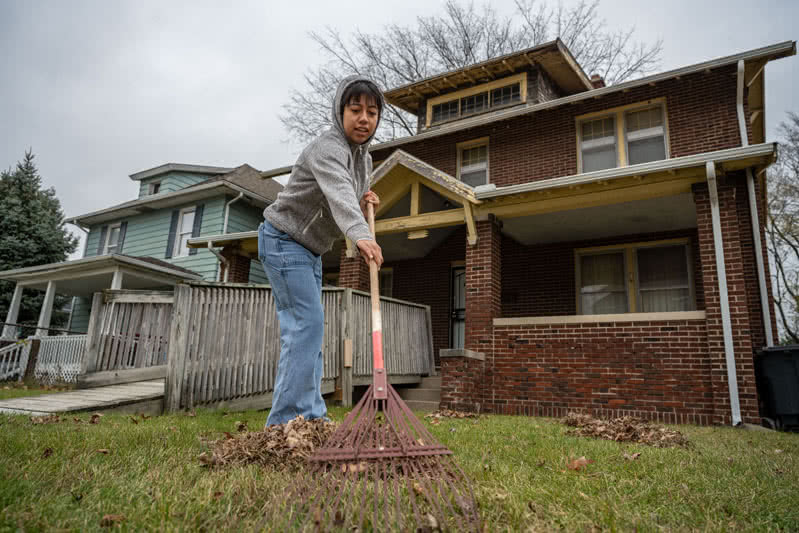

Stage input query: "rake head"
[{"left": 271, "top": 384, "right": 481, "bottom": 532}]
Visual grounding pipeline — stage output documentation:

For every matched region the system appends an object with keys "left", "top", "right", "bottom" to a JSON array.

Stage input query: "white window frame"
[
  {"left": 148, "top": 181, "right": 161, "bottom": 195},
  {"left": 577, "top": 114, "right": 618, "bottom": 174},
  {"left": 173, "top": 207, "right": 196, "bottom": 258},
  {"left": 425, "top": 72, "right": 528, "bottom": 127},
  {"left": 457, "top": 137, "right": 490, "bottom": 187},
  {"left": 103, "top": 223, "right": 122, "bottom": 255},
  {"left": 575, "top": 238, "right": 694, "bottom": 315},
  {"left": 624, "top": 106, "right": 668, "bottom": 166},
  {"left": 576, "top": 98, "right": 670, "bottom": 173}
]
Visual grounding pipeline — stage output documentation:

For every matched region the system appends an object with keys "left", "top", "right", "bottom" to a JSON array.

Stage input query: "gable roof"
[
  {"left": 374, "top": 40, "right": 796, "bottom": 153},
  {"left": 384, "top": 39, "right": 592, "bottom": 114},
  {"left": 372, "top": 149, "right": 480, "bottom": 205},
  {"left": 129, "top": 163, "right": 235, "bottom": 181}
]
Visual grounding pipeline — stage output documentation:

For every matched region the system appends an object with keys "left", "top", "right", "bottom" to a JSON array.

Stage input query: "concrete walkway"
[{"left": 0, "top": 379, "right": 164, "bottom": 416}]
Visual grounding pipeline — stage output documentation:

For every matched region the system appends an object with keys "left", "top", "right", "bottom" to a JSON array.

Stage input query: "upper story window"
[
  {"left": 148, "top": 181, "right": 161, "bottom": 195},
  {"left": 457, "top": 138, "right": 489, "bottom": 187},
  {"left": 174, "top": 207, "right": 195, "bottom": 257},
  {"left": 576, "top": 239, "right": 694, "bottom": 315},
  {"left": 103, "top": 223, "right": 121, "bottom": 254},
  {"left": 426, "top": 72, "right": 527, "bottom": 128},
  {"left": 577, "top": 99, "right": 669, "bottom": 173}
]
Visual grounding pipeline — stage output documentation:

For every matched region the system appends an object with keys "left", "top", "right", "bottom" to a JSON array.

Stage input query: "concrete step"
[
  {"left": 398, "top": 387, "right": 441, "bottom": 402},
  {"left": 403, "top": 399, "right": 440, "bottom": 412},
  {"left": 419, "top": 375, "right": 441, "bottom": 388}
]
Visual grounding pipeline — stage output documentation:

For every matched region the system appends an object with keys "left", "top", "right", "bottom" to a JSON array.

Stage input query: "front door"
[{"left": 450, "top": 267, "right": 466, "bottom": 349}]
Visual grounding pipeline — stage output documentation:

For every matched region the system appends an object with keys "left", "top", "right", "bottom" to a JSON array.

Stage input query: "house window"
[
  {"left": 148, "top": 181, "right": 161, "bottom": 195},
  {"left": 577, "top": 99, "right": 669, "bottom": 172},
  {"left": 103, "top": 223, "right": 121, "bottom": 255},
  {"left": 458, "top": 139, "right": 489, "bottom": 187},
  {"left": 625, "top": 106, "right": 667, "bottom": 166},
  {"left": 426, "top": 72, "right": 527, "bottom": 127},
  {"left": 379, "top": 269, "right": 393, "bottom": 298},
  {"left": 174, "top": 207, "right": 195, "bottom": 257},
  {"left": 576, "top": 239, "right": 694, "bottom": 315},
  {"left": 580, "top": 116, "right": 617, "bottom": 173}
]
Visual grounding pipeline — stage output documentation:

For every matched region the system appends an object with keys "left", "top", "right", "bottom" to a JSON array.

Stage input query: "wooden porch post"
[
  {"left": 81, "top": 292, "right": 106, "bottom": 374},
  {"left": 35, "top": 281, "right": 57, "bottom": 337},
  {"left": 2, "top": 283, "right": 23, "bottom": 339},
  {"left": 111, "top": 269, "right": 124, "bottom": 290}
]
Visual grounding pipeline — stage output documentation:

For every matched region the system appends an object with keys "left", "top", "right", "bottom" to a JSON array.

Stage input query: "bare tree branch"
[{"left": 280, "top": 0, "right": 663, "bottom": 143}]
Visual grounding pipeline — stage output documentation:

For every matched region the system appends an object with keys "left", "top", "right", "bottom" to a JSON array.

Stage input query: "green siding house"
[{"left": 0, "top": 163, "right": 282, "bottom": 338}]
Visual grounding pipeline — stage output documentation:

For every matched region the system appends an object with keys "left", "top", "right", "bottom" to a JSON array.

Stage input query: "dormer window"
[
  {"left": 426, "top": 73, "right": 527, "bottom": 128},
  {"left": 148, "top": 181, "right": 161, "bottom": 195}
]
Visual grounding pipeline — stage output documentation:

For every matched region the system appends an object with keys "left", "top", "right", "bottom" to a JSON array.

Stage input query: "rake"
[{"left": 273, "top": 203, "right": 480, "bottom": 532}]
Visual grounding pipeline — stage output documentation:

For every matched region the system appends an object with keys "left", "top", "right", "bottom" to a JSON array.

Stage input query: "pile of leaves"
[
  {"left": 424, "top": 409, "right": 479, "bottom": 425},
  {"left": 563, "top": 412, "right": 689, "bottom": 448},
  {"left": 198, "top": 416, "right": 336, "bottom": 470}
]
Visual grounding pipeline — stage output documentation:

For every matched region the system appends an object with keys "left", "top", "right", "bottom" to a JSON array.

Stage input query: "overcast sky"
[{"left": 0, "top": 0, "right": 796, "bottom": 258}]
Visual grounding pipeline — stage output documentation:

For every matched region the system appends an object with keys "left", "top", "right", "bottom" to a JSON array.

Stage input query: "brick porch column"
[
  {"left": 221, "top": 249, "right": 252, "bottom": 283},
  {"left": 464, "top": 216, "right": 502, "bottom": 353},
  {"left": 338, "top": 246, "right": 369, "bottom": 292},
  {"left": 694, "top": 175, "right": 759, "bottom": 425}
]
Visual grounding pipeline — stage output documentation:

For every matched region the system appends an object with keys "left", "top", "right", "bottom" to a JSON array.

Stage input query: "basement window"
[{"left": 576, "top": 239, "right": 694, "bottom": 315}]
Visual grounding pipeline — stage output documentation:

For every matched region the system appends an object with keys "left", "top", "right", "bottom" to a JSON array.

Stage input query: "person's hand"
[
  {"left": 356, "top": 239, "right": 383, "bottom": 269},
  {"left": 360, "top": 190, "right": 380, "bottom": 217}
]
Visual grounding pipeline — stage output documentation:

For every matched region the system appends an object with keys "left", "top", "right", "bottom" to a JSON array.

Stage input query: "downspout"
[
  {"left": 706, "top": 161, "right": 742, "bottom": 426},
  {"left": 223, "top": 192, "right": 245, "bottom": 234},
  {"left": 206, "top": 241, "right": 228, "bottom": 282},
  {"left": 736, "top": 59, "right": 774, "bottom": 346}
]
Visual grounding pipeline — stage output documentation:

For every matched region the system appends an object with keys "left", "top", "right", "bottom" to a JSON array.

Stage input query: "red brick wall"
[
  {"left": 221, "top": 251, "right": 251, "bottom": 283},
  {"left": 440, "top": 355, "right": 485, "bottom": 412},
  {"left": 465, "top": 219, "right": 502, "bottom": 353},
  {"left": 501, "top": 229, "right": 705, "bottom": 318},
  {"left": 487, "top": 319, "right": 713, "bottom": 425},
  {"left": 693, "top": 177, "right": 759, "bottom": 424},
  {"left": 338, "top": 248, "right": 370, "bottom": 292},
  {"left": 371, "top": 66, "right": 742, "bottom": 188}
]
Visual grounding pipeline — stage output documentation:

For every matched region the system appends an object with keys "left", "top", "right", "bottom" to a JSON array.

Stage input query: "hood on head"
[{"left": 332, "top": 75, "right": 384, "bottom": 147}]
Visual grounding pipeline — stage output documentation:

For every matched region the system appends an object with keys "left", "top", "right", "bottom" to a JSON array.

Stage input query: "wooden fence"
[
  {"left": 82, "top": 290, "right": 174, "bottom": 375},
  {"left": 165, "top": 282, "right": 434, "bottom": 412}
]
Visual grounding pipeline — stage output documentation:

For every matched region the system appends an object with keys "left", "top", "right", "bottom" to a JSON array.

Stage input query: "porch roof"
[{"left": 0, "top": 255, "right": 202, "bottom": 296}]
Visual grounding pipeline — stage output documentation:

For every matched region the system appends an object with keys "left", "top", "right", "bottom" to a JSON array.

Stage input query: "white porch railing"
[
  {"left": 33, "top": 335, "right": 88, "bottom": 384},
  {"left": 0, "top": 340, "right": 33, "bottom": 381}
]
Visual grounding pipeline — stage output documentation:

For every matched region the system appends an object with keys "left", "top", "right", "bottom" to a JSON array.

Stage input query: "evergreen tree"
[{"left": 0, "top": 150, "right": 78, "bottom": 334}]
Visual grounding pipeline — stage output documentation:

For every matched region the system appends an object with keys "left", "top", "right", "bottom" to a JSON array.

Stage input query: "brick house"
[{"left": 195, "top": 39, "right": 796, "bottom": 426}]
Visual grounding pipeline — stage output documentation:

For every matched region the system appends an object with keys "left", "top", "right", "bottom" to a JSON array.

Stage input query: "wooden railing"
[
  {"left": 34, "top": 335, "right": 87, "bottom": 384},
  {"left": 0, "top": 340, "right": 32, "bottom": 381},
  {"left": 165, "top": 282, "right": 434, "bottom": 412},
  {"left": 82, "top": 290, "right": 174, "bottom": 375}
]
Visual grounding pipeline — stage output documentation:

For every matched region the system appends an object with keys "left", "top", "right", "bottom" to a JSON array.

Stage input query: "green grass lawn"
[
  {"left": 0, "top": 381, "right": 68, "bottom": 401},
  {"left": 1, "top": 403, "right": 797, "bottom": 531}
]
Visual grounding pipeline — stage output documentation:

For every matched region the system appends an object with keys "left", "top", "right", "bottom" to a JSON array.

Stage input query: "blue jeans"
[{"left": 258, "top": 221, "right": 327, "bottom": 426}]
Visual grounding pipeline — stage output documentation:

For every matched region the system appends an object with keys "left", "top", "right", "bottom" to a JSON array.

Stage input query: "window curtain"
[
  {"left": 580, "top": 252, "right": 627, "bottom": 314},
  {"left": 637, "top": 246, "right": 691, "bottom": 312}
]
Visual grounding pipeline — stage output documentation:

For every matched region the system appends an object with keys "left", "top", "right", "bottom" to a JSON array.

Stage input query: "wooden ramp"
[{"left": 0, "top": 379, "right": 164, "bottom": 416}]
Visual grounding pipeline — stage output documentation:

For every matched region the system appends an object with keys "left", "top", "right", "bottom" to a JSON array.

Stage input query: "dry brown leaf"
[
  {"left": 129, "top": 416, "right": 139, "bottom": 425},
  {"left": 212, "top": 491, "right": 223, "bottom": 499},
  {"left": 42, "top": 447, "right": 53, "bottom": 459},
  {"left": 567, "top": 456, "right": 594, "bottom": 471},
  {"left": 31, "top": 414, "right": 60, "bottom": 425},
  {"left": 96, "top": 449, "right": 110, "bottom": 455},
  {"left": 623, "top": 452, "right": 642, "bottom": 461},
  {"left": 100, "top": 514, "right": 125, "bottom": 527},
  {"left": 186, "top": 411, "right": 196, "bottom": 417},
  {"left": 236, "top": 421, "right": 247, "bottom": 432},
  {"left": 425, "top": 513, "right": 440, "bottom": 530},
  {"left": 89, "top": 413, "right": 104, "bottom": 425},
  {"left": 563, "top": 412, "right": 688, "bottom": 448}
]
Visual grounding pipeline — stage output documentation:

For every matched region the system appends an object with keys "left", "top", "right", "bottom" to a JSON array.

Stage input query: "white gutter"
[
  {"left": 206, "top": 241, "right": 229, "bottom": 282},
  {"left": 736, "top": 59, "right": 774, "bottom": 347},
  {"left": 476, "top": 142, "right": 777, "bottom": 199},
  {"left": 223, "top": 192, "right": 245, "bottom": 234},
  {"left": 706, "top": 161, "right": 742, "bottom": 426}
]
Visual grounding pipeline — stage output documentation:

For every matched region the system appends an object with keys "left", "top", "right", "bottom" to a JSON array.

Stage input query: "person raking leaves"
[{"left": 258, "top": 76, "right": 384, "bottom": 427}]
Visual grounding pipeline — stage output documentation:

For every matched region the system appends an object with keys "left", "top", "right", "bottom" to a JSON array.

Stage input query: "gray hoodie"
[{"left": 263, "top": 75, "right": 382, "bottom": 255}]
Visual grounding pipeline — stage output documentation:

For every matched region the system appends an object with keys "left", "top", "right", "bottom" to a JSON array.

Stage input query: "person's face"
[{"left": 342, "top": 93, "right": 379, "bottom": 145}]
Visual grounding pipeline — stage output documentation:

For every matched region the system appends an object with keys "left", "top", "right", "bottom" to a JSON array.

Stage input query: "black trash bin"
[{"left": 755, "top": 345, "right": 799, "bottom": 430}]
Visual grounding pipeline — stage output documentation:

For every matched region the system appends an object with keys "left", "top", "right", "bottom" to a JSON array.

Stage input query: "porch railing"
[
  {"left": 165, "top": 282, "right": 435, "bottom": 412},
  {"left": 34, "top": 335, "right": 88, "bottom": 384},
  {"left": 0, "top": 340, "right": 33, "bottom": 381}
]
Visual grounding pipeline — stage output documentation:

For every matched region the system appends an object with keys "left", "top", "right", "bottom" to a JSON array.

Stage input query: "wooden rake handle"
[{"left": 367, "top": 203, "right": 388, "bottom": 399}]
